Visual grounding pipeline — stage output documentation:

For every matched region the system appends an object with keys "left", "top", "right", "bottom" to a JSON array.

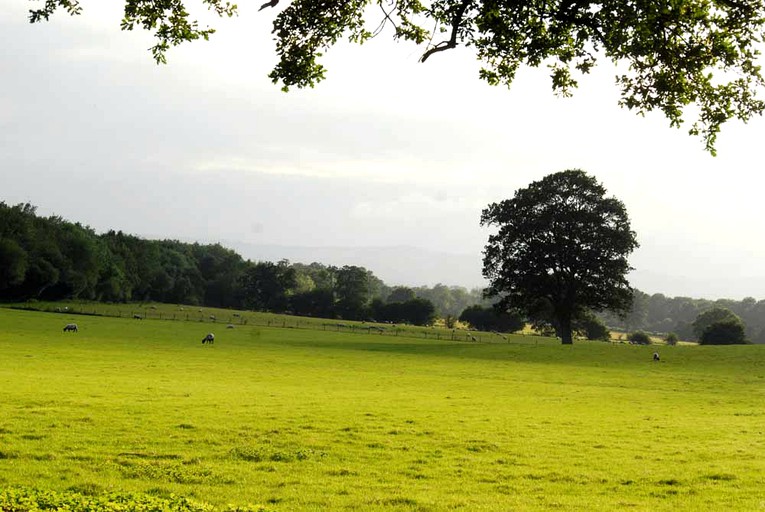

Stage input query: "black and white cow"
[
  {"left": 63, "top": 323, "right": 78, "bottom": 332},
  {"left": 202, "top": 333, "right": 215, "bottom": 344}
]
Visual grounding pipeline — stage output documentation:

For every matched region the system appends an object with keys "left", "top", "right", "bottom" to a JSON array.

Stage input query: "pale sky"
[{"left": 2, "top": 1, "right": 765, "bottom": 299}]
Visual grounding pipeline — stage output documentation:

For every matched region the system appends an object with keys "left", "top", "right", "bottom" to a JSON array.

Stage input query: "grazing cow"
[
  {"left": 202, "top": 333, "right": 215, "bottom": 344},
  {"left": 63, "top": 323, "right": 78, "bottom": 332},
  {"left": 653, "top": 352, "right": 660, "bottom": 362},
  {"left": 226, "top": 324, "right": 235, "bottom": 329},
  {"left": 133, "top": 314, "right": 143, "bottom": 320},
  {"left": 209, "top": 315, "right": 216, "bottom": 321}
]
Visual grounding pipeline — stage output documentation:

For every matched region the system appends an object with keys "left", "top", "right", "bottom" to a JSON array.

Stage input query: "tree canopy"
[
  {"left": 691, "top": 306, "right": 741, "bottom": 338},
  {"left": 458, "top": 304, "right": 525, "bottom": 333},
  {"left": 28, "top": 0, "right": 765, "bottom": 152},
  {"left": 481, "top": 169, "right": 638, "bottom": 344}
]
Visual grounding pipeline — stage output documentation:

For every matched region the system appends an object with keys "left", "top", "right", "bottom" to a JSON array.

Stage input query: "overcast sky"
[{"left": 2, "top": 1, "right": 765, "bottom": 299}]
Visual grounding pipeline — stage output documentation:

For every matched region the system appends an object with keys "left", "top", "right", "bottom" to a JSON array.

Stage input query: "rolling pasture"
[{"left": 0, "top": 308, "right": 763, "bottom": 510}]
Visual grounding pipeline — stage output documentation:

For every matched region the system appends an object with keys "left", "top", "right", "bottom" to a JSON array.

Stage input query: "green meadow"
[{"left": 0, "top": 307, "right": 763, "bottom": 511}]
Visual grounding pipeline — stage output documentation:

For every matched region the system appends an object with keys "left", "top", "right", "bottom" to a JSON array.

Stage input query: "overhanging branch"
[
  {"left": 420, "top": 0, "right": 471, "bottom": 62},
  {"left": 259, "top": 0, "right": 279, "bottom": 11}
]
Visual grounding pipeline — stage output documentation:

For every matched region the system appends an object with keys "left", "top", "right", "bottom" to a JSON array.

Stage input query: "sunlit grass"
[{"left": 0, "top": 307, "right": 763, "bottom": 510}]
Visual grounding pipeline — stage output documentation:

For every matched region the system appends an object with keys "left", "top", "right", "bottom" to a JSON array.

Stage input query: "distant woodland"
[
  {"left": 0, "top": 203, "right": 488, "bottom": 325},
  {"left": 1, "top": 202, "right": 763, "bottom": 341}
]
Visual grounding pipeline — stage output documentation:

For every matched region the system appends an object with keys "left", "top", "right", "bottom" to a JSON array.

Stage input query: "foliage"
[
  {"left": 28, "top": 0, "right": 765, "bottom": 152},
  {"left": 628, "top": 330, "right": 652, "bottom": 345},
  {"left": 371, "top": 297, "right": 437, "bottom": 326},
  {"left": 289, "top": 288, "right": 336, "bottom": 318},
  {"left": 458, "top": 305, "right": 524, "bottom": 333},
  {"left": 692, "top": 307, "right": 742, "bottom": 339},
  {"left": 598, "top": 293, "right": 765, "bottom": 343},
  {"left": 238, "top": 260, "right": 296, "bottom": 312},
  {"left": 0, "top": 202, "right": 497, "bottom": 323},
  {"left": 665, "top": 332, "right": 679, "bottom": 346},
  {"left": 699, "top": 319, "right": 749, "bottom": 345},
  {"left": 387, "top": 286, "right": 416, "bottom": 304},
  {"left": 482, "top": 170, "right": 638, "bottom": 344},
  {"left": 574, "top": 311, "right": 611, "bottom": 342},
  {"left": 334, "top": 265, "right": 376, "bottom": 320},
  {"left": 412, "top": 283, "right": 490, "bottom": 317},
  {"left": 0, "top": 487, "right": 270, "bottom": 511}
]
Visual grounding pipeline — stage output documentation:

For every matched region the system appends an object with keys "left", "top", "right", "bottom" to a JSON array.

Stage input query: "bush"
[
  {"left": 665, "top": 332, "right": 679, "bottom": 346},
  {"left": 575, "top": 312, "right": 611, "bottom": 341},
  {"left": 628, "top": 331, "right": 652, "bottom": 345},
  {"left": 699, "top": 319, "right": 749, "bottom": 345}
]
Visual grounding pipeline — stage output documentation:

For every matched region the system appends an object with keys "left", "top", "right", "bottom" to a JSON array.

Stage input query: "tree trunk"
[{"left": 559, "top": 313, "right": 573, "bottom": 345}]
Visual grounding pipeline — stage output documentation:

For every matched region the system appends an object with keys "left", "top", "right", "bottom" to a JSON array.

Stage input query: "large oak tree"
[
  {"left": 28, "top": 0, "right": 765, "bottom": 153},
  {"left": 481, "top": 169, "right": 638, "bottom": 344}
]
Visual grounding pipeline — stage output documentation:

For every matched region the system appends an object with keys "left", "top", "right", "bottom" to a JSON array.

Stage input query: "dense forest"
[
  {"left": 1, "top": 202, "right": 763, "bottom": 340},
  {"left": 0, "top": 203, "right": 488, "bottom": 325}
]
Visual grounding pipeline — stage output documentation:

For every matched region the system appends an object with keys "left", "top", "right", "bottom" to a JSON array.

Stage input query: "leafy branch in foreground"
[{"left": 28, "top": 0, "right": 765, "bottom": 153}]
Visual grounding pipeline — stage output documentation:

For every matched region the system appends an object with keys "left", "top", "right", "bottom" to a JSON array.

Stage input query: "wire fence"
[{"left": 7, "top": 302, "right": 556, "bottom": 345}]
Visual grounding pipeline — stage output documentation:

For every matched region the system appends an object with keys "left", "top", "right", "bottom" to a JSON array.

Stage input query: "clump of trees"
[
  {"left": 458, "top": 305, "right": 524, "bottom": 333},
  {"left": 699, "top": 320, "right": 749, "bottom": 345},
  {"left": 371, "top": 297, "right": 437, "bottom": 326},
  {"left": 693, "top": 307, "right": 749, "bottom": 345}
]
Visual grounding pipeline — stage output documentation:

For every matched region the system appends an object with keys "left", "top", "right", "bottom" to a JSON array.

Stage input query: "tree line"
[
  {"left": 0, "top": 202, "right": 488, "bottom": 325},
  {"left": 598, "top": 291, "right": 765, "bottom": 344},
  {"left": 2, "top": 201, "right": 762, "bottom": 341}
]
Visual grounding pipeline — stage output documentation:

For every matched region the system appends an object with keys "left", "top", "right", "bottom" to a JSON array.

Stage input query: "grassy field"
[
  {"left": 0, "top": 307, "right": 763, "bottom": 510},
  {"left": 6, "top": 300, "right": 517, "bottom": 344}
]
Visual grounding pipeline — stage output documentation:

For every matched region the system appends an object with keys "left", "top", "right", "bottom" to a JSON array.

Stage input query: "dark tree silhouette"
[
  {"left": 692, "top": 307, "right": 742, "bottom": 339},
  {"left": 699, "top": 319, "right": 748, "bottom": 345},
  {"left": 481, "top": 169, "right": 638, "bottom": 344}
]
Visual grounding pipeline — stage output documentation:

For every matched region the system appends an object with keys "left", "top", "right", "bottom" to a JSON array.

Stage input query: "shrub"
[
  {"left": 0, "top": 487, "right": 275, "bottom": 511},
  {"left": 628, "top": 331, "right": 651, "bottom": 345},
  {"left": 575, "top": 312, "right": 611, "bottom": 341},
  {"left": 665, "top": 332, "right": 679, "bottom": 346}
]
